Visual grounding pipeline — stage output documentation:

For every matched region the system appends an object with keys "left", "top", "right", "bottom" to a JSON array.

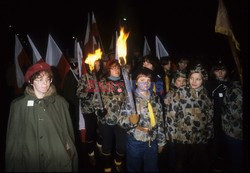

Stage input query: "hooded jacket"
[{"left": 5, "top": 85, "right": 78, "bottom": 172}]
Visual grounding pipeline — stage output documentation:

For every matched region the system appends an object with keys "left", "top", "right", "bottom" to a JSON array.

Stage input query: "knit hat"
[
  {"left": 211, "top": 59, "right": 227, "bottom": 71},
  {"left": 24, "top": 62, "right": 51, "bottom": 82},
  {"left": 173, "top": 70, "right": 187, "bottom": 82},
  {"left": 189, "top": 64, "right": 208, "bottom": 81}
]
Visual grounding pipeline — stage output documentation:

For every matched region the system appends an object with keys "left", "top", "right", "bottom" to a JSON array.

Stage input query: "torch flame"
[
  {"left": 117, "top": 27, "right": 129, "bottom": 65},
  {"left": 85, "top": 48, "right": 103, "bottom": 71}
]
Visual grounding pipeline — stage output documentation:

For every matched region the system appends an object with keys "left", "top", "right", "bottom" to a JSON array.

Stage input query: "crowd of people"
[{"left": 4, "top": 50, "right": 244, "bottom": 172}]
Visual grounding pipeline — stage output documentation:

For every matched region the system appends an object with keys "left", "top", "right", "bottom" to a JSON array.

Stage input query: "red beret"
[{"left": 24, "top": 62, "right": 51, "bottom": 82}]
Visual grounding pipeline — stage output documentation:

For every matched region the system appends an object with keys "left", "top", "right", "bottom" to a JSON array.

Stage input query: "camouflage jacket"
[
  {"left": 118, "top": 91, "right": 166, "bottom": 147},
  {"left": 76, "top": 73, "right": 98, "bottom": 114},
  {"left": 165, "top": 86, "right": 214, "bottom": 144},
  {"left": 95, "top": 77, "right": 126, "bottom": 125},
  {"left": 222, "top": 81, "right": 243, "bottom": 140}
]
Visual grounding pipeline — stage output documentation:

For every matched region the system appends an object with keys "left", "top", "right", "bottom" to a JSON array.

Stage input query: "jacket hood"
[{"left": 25, "top": 84, "right": 57, "bottom": 99}]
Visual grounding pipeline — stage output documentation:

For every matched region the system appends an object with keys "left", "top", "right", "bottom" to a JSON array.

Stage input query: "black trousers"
[
  {"left": 98, "top": 123, "right": 126, "bottom": 155},
  {"left": 174, "top": 143, "right": 212, "bottom": 172},
  {"left": 83, "top": 112, "right": 97, "bottom": 153}
]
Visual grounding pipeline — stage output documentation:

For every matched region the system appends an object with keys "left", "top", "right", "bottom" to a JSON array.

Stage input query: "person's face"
[
  {"left": 175, "top": 77, "right": 186, "bottom": 88},
  {"left": 137, "top": 75, "right": 151, "bottom": 91},
  {"left": 32, "top": 71, "right": 52, "bottom": 98},
  {"left": 163, "top": 61, "right": 171, "bottom": 71},
  {"left": 214, "top": 69, "right": 227, "bottom": 80},
  {"left": 94, "top": 60, "right": 101, "bottom": 72},
  {"left": 178, "top": 61, "right": 188, "bottom": 70},
  {"left": 110, "top": 65, "right": 121, "bottom": 77},
  {"left": 189, "top": 73, "right": 203, "bottom": 89},
  {"left": 143, "top": 60, "right": 153, "bottom": 70}
]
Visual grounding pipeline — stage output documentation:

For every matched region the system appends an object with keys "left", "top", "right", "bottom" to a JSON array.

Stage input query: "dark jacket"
[{"left": 5, "top": 85, "right": 78, "bottom": 172}]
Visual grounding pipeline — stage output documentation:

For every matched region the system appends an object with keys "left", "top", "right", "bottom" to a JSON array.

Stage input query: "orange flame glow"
[
  {"left": 85, "top": 48, "right": 103, "bottom": 71},
  {"left": 117, "top": 27, "right": 129, "bottom": 65}
]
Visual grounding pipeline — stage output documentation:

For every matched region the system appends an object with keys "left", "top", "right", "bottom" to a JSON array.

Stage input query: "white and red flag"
[
  {"left": 45, "top": 34, "right": 70, "bottom": 88},
  {"left": 14, "top": 35, "right": 31, "bottom": 93},
  {"left": 27, "top": 35, "right": 42, "bottom": 64}
]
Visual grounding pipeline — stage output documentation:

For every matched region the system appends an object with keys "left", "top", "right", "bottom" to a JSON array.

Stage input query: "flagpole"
[{"left": 227, "top": 37, "right": 243, "bottom": 84}]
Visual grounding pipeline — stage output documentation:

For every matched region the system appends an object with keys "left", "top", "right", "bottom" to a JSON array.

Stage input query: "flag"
[
  {"left": 27, "top": 35, "right": 42, "bottom": 64},
  {"left": 155, "top": 35, "right": 169, "bottom": 60},
  {"left": 74, "top": 40, "right": 86, "bottom": 143},
  {"left": 14, "top": 35, "right": 31, "bottom": 93},
  {"left": 143, "top": 36, "right": 151, "bottom": 56},
  {"left": 83, "top": 13, "right": 91, "bottom": 57},
  {"left": 75, "top": 40, "right": 85, "bottom": 77},
  {"left": 78, "top": 99, "right": 86, "bottom": 143},
  {"left": 109, "top": 35, "right": 114, "bottom": 51},
  {"left": 91, "top": 11, "right": 104, "bottom": 52},
  {"left": 215, "top": 0, "right": 240, "bottom": 51},
  {"left": 45, "top": 34, "right": 70, "bottom": 88},
  {"left": 115, "top": 31, "right": 118, "bottom": 60},
  {"left": 84, "top": 12, "right": 104, "bottom": 57}
]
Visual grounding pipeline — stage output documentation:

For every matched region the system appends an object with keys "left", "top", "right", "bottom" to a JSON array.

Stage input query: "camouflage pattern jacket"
[
  {"left": 76, "top": 73, "right": 97, "bottom": 114},
  {"left": 222, "top": 81, "right": 243, "bottom": 140},
  {"left": 118, "top": 91, "right": 166, "bottom": 147},
  {"left": 95, "top": 77, "right": 126, "bottom": 125},
  {"left": 165, "top": 86, "right": 214, "bottom": 144}
]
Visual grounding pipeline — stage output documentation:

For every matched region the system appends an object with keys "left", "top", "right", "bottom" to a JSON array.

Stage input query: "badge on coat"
[
  {"left": 219, "top": 93, "right": 223, "bottom": 97},
  {"left": 27, "top": 100, "right": 34, "bottom": 106}
]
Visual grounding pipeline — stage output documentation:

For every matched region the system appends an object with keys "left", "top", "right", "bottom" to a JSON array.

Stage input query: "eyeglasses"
[{"left": 34, "top": 78, "right": 52, "bottom": 84}]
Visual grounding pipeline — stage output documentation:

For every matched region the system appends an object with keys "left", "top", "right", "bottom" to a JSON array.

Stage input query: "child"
[
  {"left": 161, "top": 56, "right": 173, "bottom": 93},
  {"left": 95, "top": 60, "right": 127, "bottom": 172},
  {"left": 165, "top": 64, "right": 214, "bottom": 172},
  {"left": 163, "top": 70, "right": 187, "bottom": 171},
  {"left": 118, "top": 67, "right": 166, "bottom": 172}
]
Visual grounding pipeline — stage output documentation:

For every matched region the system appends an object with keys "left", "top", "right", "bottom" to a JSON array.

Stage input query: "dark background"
[{"left": 1, "top": 0, "right": 248, "bottom": 171}]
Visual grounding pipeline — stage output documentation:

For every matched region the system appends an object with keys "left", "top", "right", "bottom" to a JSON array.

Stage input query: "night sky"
[
  {"left": 1, "top": 0, "right": 248, "bottom": 105},
  {"left": 1, "top": 0, "right": 248, "bottom": 62}
]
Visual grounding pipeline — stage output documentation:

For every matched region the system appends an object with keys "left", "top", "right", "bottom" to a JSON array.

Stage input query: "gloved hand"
[
  {"left": 97, "top": 109, "right": 107, "bottom": 118},
  {"left": 129, "top": 114, "right": 140, "bottom": 125}
]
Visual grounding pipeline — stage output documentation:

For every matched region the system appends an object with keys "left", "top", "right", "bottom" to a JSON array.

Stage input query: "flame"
[
  {"left": 85, "top": 48, "right": 103, "bottom": 71},
  {"left": 117, "top": 27, "right": 129, "bottom": 65}
]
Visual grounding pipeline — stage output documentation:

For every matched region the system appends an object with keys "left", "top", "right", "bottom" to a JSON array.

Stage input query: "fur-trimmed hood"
[{"left": 25, "top": 84, "right": 57, "bottom": 98}]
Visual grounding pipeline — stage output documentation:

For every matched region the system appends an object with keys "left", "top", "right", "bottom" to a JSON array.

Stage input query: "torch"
[
  {"left": 116, "top": 27, "right": 136, "bottom": 114},
  {"left": 85, "top": 48, "right": 104, "bottom": 110}
]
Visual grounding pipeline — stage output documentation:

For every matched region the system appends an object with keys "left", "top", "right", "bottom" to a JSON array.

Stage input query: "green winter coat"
[{"left": 5, "top": 85, "right": 78, "bottom": 172}]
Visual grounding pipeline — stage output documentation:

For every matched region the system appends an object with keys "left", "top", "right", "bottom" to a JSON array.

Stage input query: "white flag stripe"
[
  {"left": 115, "top": 31, "right": 118, "bottom": 60},
  {"left": 155, "top": 35, "right": 169, "bottom": 59},
  {"left": 76, "top": 42, "right": 83, "bottom": 77},
  {"left": 84, "top": 13, "right": 90, "bottom": 46},
  {"left": 78, "top": 99, "right": 85, "bottom": 130},
  {"left": 45, "top": 34, "right": 63, "bottom": 66},
  {"left": 27, "top": 35, "right": 42, "bottom": 64}
]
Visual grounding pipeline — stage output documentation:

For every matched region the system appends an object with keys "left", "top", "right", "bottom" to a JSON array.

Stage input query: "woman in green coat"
[{"left": 5, "top": 62, "right": 78, "bottom": 172}]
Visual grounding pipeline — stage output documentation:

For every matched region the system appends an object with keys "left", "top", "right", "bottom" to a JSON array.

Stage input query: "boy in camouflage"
[{"left": 118, "top": 67, "right": 166, "bottom": 172}]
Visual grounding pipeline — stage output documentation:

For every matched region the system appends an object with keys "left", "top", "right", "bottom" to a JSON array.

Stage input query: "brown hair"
[
  {"left": 29, "top": 70, "right": 53, "bottom": 85},
  {"left": 107, "top": 60, "right": 121, "bottom": 76}
]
